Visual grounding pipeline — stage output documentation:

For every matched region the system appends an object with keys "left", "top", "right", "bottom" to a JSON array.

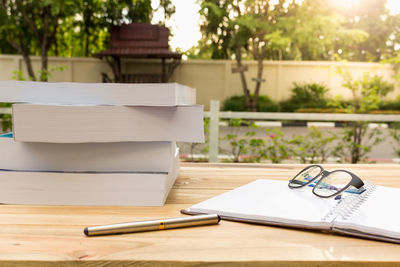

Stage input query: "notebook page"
[
  {"left": 333, "top": 185, "right": 400, "bottom": 240},
  {"left": 188, "top": 179, "right": 340, "bottom": 229}
]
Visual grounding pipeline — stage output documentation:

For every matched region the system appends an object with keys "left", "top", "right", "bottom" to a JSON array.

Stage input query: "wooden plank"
[
  {"left": 251, "top": 77, "right": 266, "bottom": 83},
  {"left": 231, "top": 65, "right": 248, "bottom": 73},
  {"left": 0, "top": 163, "right": 400, "bottom": 265}
]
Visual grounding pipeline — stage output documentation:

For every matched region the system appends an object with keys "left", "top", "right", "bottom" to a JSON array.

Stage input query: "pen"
[{"left": 84, "top": 214, "right": 220, "bottom": 236}]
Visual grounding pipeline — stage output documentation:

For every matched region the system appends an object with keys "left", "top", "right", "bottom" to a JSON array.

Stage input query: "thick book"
[
  {"left": 12, "top": 104, "right": 204, "bottom": 143},
  {"left": 182, "top": 179, "right": 400, "bottom": 243},
  {"left": 0, "top": 135, "right": 176, "bottom": 172},
  {"left": 0, "top": 149, "right": 180, "bottom": 206},
  {"left": 0, "top": 81, "right": 196, "bottom": 106}
]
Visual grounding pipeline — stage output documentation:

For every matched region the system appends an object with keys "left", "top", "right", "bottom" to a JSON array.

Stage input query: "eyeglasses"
[{"left": 288, "top": 165, "right": 365, "bottom": 198}]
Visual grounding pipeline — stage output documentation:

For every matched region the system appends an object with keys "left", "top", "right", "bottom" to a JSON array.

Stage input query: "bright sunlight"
[{"left": 387, "top": 0, "right": 400, "bottom": 15}]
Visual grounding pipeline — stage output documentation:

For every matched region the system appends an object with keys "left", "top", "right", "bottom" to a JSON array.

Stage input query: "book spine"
[{"left": 321, "top": 181, "right": 377, "bottom": 223}]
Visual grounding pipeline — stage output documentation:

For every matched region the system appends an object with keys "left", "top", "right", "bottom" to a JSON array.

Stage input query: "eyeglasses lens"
[
  {"left": 314, "top": 171, "right": 352, "bottom": 197},
  {"left": 289, "top": 166, "right": 322, "bottom": 188}
]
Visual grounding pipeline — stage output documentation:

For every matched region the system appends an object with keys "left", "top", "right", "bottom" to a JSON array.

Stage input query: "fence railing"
[
  {"left": 0, "top": 108, "right": 11, "bottom": 114},
  {"left": 3, "top": 102, "right": 400, "bottom": 163},
  {"left": 204, "top": 100, "right": 400, "bottom": 162}
]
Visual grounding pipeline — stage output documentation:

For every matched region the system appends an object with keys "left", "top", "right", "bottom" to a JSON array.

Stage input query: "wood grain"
[{"left": 0, "top": 162, "right": 400, "bottom": 266}]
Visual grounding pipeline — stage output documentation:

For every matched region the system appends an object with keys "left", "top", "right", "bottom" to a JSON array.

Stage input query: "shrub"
[
  {"left": 0, "top": 103, "right": 12, "bottom": 133},
  {"left": 390, "top": 123, "right": 400, "bottom": 158},
  {"left": 223, "top": 118, "right": 259, "bottom": 163},
  {"left": 289, "top": 126, "right": 337, "bottom": 163},
  {"left": 331, "top": 71, "right": 391, "bottom": 163},
  {"left": 296, "top": 108, "right": 348, "bottom": 113},
  {"left": 279, "top": 82, "right": 330, "bottom": 112},
  {"left": 181, "top": 117, "right": 210, "bottom": 162},
  {"left": 222, "top": 95, "right": 280, "bottom": 112},
  {"left": 260, "top": 128, "right": 290, "bottom": 163},
  {"left": 379, "top": 96, "right": 400, "bottom": 111}
]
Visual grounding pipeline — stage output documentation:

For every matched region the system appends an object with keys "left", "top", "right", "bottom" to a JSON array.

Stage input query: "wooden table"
[{"left": 1, "top": 163, "right": 400, "bottom": 266}]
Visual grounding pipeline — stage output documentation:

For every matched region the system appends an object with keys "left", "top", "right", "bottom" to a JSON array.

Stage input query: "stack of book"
[{"left": 0, "top": 81, "right": 203, "bottom": 206}]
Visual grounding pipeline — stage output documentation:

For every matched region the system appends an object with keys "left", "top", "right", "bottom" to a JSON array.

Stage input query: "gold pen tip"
[{"left": 84, "top": 227, "right": 89, "bottom": 236}]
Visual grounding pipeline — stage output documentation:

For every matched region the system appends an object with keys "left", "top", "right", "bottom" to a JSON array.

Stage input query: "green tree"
[
  {"left": 67, "top": 0, "right": 154, "bottom": 57},
  {"left": 332, "top": 69, "right": 394, "bottom": 163},
  {"left": 0, "top": 0, "right": 175, "bottom": 79},
  {"left": 337, "top": 0, "right": 392, "bottom": 62},
  {"left": 284, "top": 0, "right": 368, "bottom": 60},
  {"left": 198, "top": 0, "right": 367, "bottom": 111},
  {"left": 199, "top": 0, "right": 300, "bottom": 111},
  {"left": 0, "top": 0, "right": 78, "bottom": 81},
  {"left": 53, "top": 0, "right": 175, "bottom": 58}
]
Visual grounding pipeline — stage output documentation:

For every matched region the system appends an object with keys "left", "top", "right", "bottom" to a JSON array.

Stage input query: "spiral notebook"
[{"left": 182, "top": 179, "right": 400, "bottom": 243}]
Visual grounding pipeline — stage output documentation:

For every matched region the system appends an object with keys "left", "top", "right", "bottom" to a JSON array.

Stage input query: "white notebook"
[
  {"left": 0, "top": 81, "right": 196, "bottom": 106},
  {"left": 183, "top": 179, "right": 400, "bottom": 243},
  {"left": 12, "top": 104, "right": 204, "bottom": 143}
]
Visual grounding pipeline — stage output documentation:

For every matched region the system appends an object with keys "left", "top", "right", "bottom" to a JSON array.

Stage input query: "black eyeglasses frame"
[{"left": 288, "top": 165, "right": 365, "bottom": 198}]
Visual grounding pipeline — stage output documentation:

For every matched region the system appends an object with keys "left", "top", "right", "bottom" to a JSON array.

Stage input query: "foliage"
[
  {"left": 222, "top": 122, "right": 290, "bottom": 163},
  {"left": 222, "top": 95, "right": 279, "bottom": 112},
  {"left": 0, "top": 0, "right": 175, "bottom": 80},
  {"left": 195, "top": 0, "right": 400, "bottom": 63},
  {"left": 1, "top": 113, "right": 12, "bottom": 133},
  {"left": 197, "top": 0, "right": 369, "bottom": 62},
  {"left": 0, "top": 0, "right": 79, "bottom": 81},
  {"left": 337, "top": 0, "right": 393, "bottom": 62},
  {"left": 370, "top": 110, "right": 400, "bottom": 114},
  {"left": 259, "top": 128, "right": 290, "bottom": 163},
  {"left": 54, "top": 0, "right": 175, "bottom": 57},
  {"left": 222, "top": 79, "right": 400, "bottom": 114},
  {"left": 333, "top": 124, "right": 383, "bottom": 163},
  {"left": 223, "top": 118, "right": 259, "bottom": 163},
  {"left": 279, "top": 82, "right": 330, "bottom": 112},
  {"left": 289, "top": 126, "right": 337, "bottom": 163},
  {"left": 334, "top": 70, "right": 394, "bottom": 113},
  {"left": 379, "top": 97, "right": 400, "bottom": 111},
  {"left": 295, "top": 108, "right": 348, "bottom": 113},
  {"left": 331, "top": 69, "right": 393, "bottom": 163},
  {"left": 12, "top": 65, "right": 67, "bottom": 81},
  {"left": 198, "top": 0, "right": 304, "bottom": 111},
  {"left": 184, "top": 117, "right": 210, "bottom": 162},
  {"left": 0, "top": 102, "right": 12, "bottom": 133},
  {"left": 389, "top": 123, "right": 400, "bottom": 158},
  {"left": 283, "top": 0, "right": 368, "bottom": 61}
]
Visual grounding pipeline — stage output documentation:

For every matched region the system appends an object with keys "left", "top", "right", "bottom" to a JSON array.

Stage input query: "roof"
[{"left": 94, "top": 23, "right": 182, "bottom": 59}]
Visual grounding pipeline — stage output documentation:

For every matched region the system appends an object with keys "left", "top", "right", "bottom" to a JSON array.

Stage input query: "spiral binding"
[{"left": 321, "top": 181, "right": 376, "bottom": 223}]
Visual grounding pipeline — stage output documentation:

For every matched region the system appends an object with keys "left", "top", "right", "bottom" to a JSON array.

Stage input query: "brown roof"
[{"left": 94, "top": 23, "right": 181, "bottom": 59}]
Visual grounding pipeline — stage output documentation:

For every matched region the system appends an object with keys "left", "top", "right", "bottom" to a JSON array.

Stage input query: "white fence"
[
  {"left": 204, "top": 100, "right": 400, "bottom": 162},
  {"left": 0, "top": 108, "right": 11, "bottom": 114},
  {"left": 3, "top": 102, "right": 400, "bottom": 163}
]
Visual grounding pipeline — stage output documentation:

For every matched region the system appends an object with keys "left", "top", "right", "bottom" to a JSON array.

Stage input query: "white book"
[
  {"left": 183, "top": 179, "right": 400, "bottom": 243},
  {"left": 0, "top": 149, "right": 180, "bottom": 206},
  {"left": 0, "top": 81, "right": 196, "bottom": 106},
  {"left": 0, "top": 136, "right": 175, "bottom": 172},
  {"left": 12, "top": 104, "right": 204, "bottom": 143}
]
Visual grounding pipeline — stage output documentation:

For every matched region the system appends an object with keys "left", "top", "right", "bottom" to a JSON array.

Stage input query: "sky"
[
  {"left": 153, "top": 0, "right": 400, "bottom": 52},
  {"left": 152, "top": 0, "right": 201, "bottom": 51},
  {"left": 387, "top": 0, "right": 400, "bottom": 14}
]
